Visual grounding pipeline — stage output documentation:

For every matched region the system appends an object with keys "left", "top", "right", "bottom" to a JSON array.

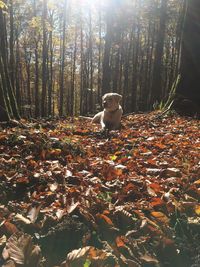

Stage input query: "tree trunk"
[
  {"left": 59, "top": 0, "right": 67, "bottom": 117},
  {"left": 175, "top": 0, "right": 200, "bottom": 113},
  {"left": 70, "top": 25, "right": 77, "bottom": 115},
  {"left": 97, "top": 5, "right": 102, "bottom": 106},
  {"left": 102, "top": 2, "right": 113, "bottom": 95},
  {"left": 150, "top": 0, "right": 167, "bottom": 108},
  {"left": 48, "top": 28, "right": 53, "bottom": 117},
  {"left": 33, "top": 0, "right": 40, "bottom": 118},
  {"left": 41, "top": 0, "right": 48, "bottom": 117},
  {"left": 88, "top": 8, "right": 93, "bottom": 113},
  {"left": 15, "top": 31, "right": 21, "bottom": 111},
  {"left": 9, "top": 0, "right": 15, "bottom": 91},
  {"left": 0, "top": 8, "right": 20, "bottom": 121}
]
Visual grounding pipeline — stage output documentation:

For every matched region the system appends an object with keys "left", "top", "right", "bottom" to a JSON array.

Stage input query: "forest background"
[{"left": 0, "top": 0, "right": 186, "bottom": 119}]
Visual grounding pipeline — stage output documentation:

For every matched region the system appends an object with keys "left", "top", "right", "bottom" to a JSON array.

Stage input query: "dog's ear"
[
  {"left": 102, "top": 94, "right": 108, "bottom": 101},
  {"left": 114, "top": 93, "right": 122, "bottom": 102}
]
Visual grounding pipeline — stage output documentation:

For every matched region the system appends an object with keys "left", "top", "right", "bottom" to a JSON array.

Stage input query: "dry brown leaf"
[
  {"left": 2, "top": 232, "right": 41, "bottom": 266},
  {"left": 3, "top": 221, "right": 18, "bottom": 235},
  {"left": 2, "top": 260, "right": 16, "bottom": 267},
  {"left": 140, "top": 253, "right": 159, "bottom": 264},
  {"left": 15, "top": 214, "right": 31, "bottom": 225},
  {"left": 27, "top": 204, "right": 42, "bottom": 223},
  {"left": 161, "top": 168, "right": 182, "bottom": 178},
  {"left": 66, "top": 246, "right": 115, "bottom": 267},
  {"left": 0, "top": 235, "right": 7, "bottom": 246},
  {"left": 66, "top": 246, "right": 91, "bottom": 266},
  {"left": 66, "top": 198, "right": 79, "bottom": 214}
]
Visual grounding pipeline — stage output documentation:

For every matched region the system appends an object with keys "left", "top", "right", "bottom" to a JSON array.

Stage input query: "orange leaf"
[
  {"left": 115, "top": 236, "right": 125, "bottom": 248},
  {"left": 149, "top": 183, "right": 162, "bottom": 193},
  {"left": 16, "top": 177, "right": 29, "bottom": 184},
  {"left": 194, "top": 179, "right": 200, "bottom": 185},
  {"left": 150, "top": 198, "right": 165, "bottom": 208},
  {"left": 0, "top": 134, "right": 7, "bottom": 141},
  {"left": 27, "top": 159, "right": 38, "bottom": 169},
  {"left": 154, "top": 143, "right": 166, "bottom": 150},
  {"left": 151, "top": 211, "right": 169, "bottom": 224},
  {"left": 123, "top": 183, "right": 136, "bottom": 193},
  {"left": 97, "top": 214, "right": 113, "bottom": 225},
  {"left": 49, "top": 148, "right": 62, "bottom": 157}
]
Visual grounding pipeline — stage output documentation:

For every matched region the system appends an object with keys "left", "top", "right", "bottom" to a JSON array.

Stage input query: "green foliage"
[
  {"left": 97, "top": 192, "right": 112, "bottom": 203},
  {"left": 154, "top": 74, "right": 181, "bottom": 111},
  {"left": 83, "top": 259, "right": 91, "bottom": 267},
  {"left": 163, "top": 74, "right": 181, "bottom": 110}
]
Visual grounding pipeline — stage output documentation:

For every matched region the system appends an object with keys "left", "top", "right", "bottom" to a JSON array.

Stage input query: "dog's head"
[{"left": 102, "top": 93, "right": 122, "bottom": 111}]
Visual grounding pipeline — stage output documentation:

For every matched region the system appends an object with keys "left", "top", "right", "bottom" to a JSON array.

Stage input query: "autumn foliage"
[{"left": 0, "top": 112, "right": 199, "bottom": 267}]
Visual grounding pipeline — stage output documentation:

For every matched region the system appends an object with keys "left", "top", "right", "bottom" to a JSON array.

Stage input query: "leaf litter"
[{"left": 0, "top": 112, "right": 200, "bottom": 266}]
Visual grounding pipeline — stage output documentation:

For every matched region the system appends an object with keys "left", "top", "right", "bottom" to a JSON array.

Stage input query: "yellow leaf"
[
  {"left": 195, "top": 205, "right": 200, "bottom": 216},
  {"left": 110, "top": 155, "right": 117, "bottom": 161}
]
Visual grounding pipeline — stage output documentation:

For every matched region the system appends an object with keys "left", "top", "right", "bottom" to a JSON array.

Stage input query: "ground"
[{"left": 0, "top": 112, "right": 199, "bottom": 267}]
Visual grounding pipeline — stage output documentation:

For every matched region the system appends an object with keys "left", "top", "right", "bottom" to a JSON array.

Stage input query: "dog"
[{"left": 92, "top": 93, "right": 123, "bottom": 131}]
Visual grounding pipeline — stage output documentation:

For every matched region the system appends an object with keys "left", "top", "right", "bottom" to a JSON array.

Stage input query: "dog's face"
[{"left": 102, "top": 93, "right": 122, "bottom": 111}]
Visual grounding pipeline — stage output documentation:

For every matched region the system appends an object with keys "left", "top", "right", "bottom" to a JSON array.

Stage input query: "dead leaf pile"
[{"left": 0, "top": 113, "right": 199, "bottom": 266}]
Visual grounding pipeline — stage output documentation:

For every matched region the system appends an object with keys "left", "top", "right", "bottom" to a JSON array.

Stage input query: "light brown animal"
[{"left": 92, "top": 93, "right": 123, "bottom": 131}]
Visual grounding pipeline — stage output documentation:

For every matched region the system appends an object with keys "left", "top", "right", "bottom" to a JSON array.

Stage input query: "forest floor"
[{"left": 0, "top": 112, "right": 200, "bottom": 267}]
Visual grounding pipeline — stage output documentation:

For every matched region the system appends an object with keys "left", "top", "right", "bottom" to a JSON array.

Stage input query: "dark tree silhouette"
[{"left": 175, "top": 0, "right": 200, "bottom": 115}]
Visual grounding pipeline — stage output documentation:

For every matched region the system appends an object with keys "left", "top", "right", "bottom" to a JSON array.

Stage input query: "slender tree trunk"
[
  {"left": 0, "top": 57, "right": 12, "bottom": 121},
  {"left": 88, "top": 8, "right": 93, "bottom": 113},
  {"left": 102, "top": 2, "right": 113, "bottom": 95},
  {"left": 9, "top": 0, "right": 15, "bottom": 91},
  {"left": 24, "top": 46, "right": 32, "bottom": 117},
  {"left": 97, "top": 6, "right": 102, "bottom": 106},
  {"left": 131, "top": 9, "right": 141, "bottom": 111},
  {"left": 80, "top": 15, "right": 84, "bottom": 115},
  {"left": 59, "top": 0, "right": 67, "bottom": 116},
  {"left": 150, "top": 0, "right": 167, "bottom": 107},
  {"left": 33, "top": 0, "right": 40, "bottom": 118},
  {"left": 41, "top": 0, "right": 48, "bottom": 117},
  {"left": 48, "top": 28, "right": 53, "bottom": 117},
  {"left": 15, "top": 31, "right": 21, "bottom": 111},
  {"left": 70, "top": 25, "right": 77, "bottom": 115}
]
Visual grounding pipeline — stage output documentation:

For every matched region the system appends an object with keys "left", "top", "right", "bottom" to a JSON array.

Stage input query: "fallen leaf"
[
  {"left": 151, "top": 211, "right": 169, "bottom": 224},
  {"left": 140, "top": 253, "right": 159, "bottom": 264},
  {"left": 2, "top": 232, "right": 41, "bottom": 266},
  {"left": 195, "top": 205, "right": 200, "bottom": 216}
]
